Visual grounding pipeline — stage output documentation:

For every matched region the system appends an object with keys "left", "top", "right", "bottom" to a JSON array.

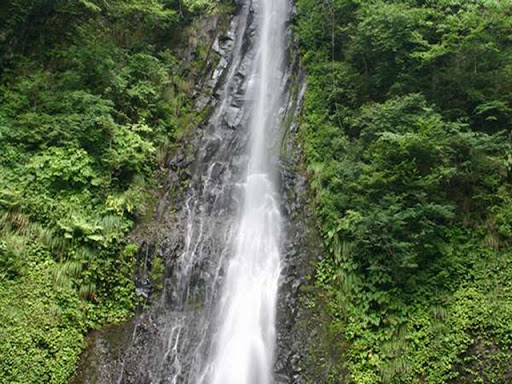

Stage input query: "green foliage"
[
  {"left": 297, "top": 0, "right": 512, "bottom": 382},
  {"left": 150, "top": 254, "right": 165, "bottom": 292},
  {"left": 183, "top": 0, "right": 217, "bottom": 13},
  {"left": 0, "top": 257, "right": 85, "bottom": 384},
  {"left": 0, "top": 0, "right": 213, "bottom": 382}
]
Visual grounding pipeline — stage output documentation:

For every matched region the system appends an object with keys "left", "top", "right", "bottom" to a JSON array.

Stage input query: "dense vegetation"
[
  {"left": 296, "top": 0, "right": 512, "bottom": 383},
  {"left": 0, "top": 0, "right": 220, "bottom": 382},
  {"left": 3, "top": 0, "right": 512, "bottom": 382}
]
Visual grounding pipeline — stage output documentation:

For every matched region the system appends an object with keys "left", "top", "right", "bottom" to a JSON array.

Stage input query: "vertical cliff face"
[{"left": 71, "top": 1, "right": 315, "bottom": 383}]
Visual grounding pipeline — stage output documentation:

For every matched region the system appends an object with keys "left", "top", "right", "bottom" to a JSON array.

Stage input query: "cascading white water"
[
  {"left": 201, "top": 0, "right": 288, "bottom": 383},
  {"left": 105, "top": 0, "right": 292, "bottom": 382},
  {"left": 206, "top": 173, "right": 281, "bottom": 384}
]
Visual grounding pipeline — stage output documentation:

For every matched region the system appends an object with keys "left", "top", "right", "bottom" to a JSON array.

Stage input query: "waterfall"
[
  {"left": 201, "top": 0, "right": 288, "bottom": 381},
  {"left": 105, "top": 1, "right": 292, "bottom": 383}
]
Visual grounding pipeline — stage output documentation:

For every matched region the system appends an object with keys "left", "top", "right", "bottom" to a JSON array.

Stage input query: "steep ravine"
[{"left": 71, "top": 1, "right": 318, "bottom": 384}]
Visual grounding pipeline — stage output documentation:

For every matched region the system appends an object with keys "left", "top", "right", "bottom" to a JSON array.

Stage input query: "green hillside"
[
  {"left": 296, "top": 0, "right": 512, "bottom": 382},
  {"left": 0, "top": 1, "right": 219, "bottom": 382}
]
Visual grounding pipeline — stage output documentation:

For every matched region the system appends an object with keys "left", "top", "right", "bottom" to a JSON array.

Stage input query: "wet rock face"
[
  {"left": 70, "top": 321, "right": 137, "bottom": 384},
  {"left": 71, "top": 1, "right": 317, "bottom": 383},
  {"left": 274, "top": 57, "right": 316, "bottom": 384}
]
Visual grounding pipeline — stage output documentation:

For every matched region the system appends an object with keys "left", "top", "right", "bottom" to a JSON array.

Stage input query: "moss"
[{"left": 150, "top": 255, "right": 165, "bottom": 293}]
